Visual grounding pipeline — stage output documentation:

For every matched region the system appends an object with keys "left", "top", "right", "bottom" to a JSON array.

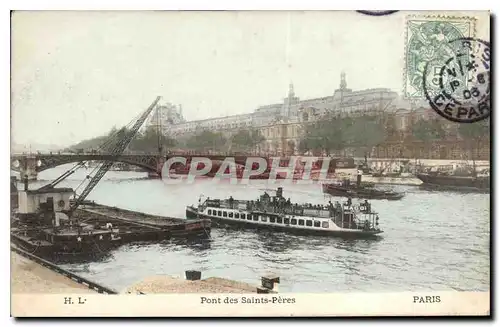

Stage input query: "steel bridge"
[
  {"left": 10, "top": 152, "right": 269, "bottom": 178},
  {"left": 10, "top": 152, "right": 355, "bottom": 180}
]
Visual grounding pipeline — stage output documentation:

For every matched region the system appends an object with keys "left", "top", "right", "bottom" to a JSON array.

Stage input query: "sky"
[{"left": 10, "top": 10, "right": 489, "bottom": 147}]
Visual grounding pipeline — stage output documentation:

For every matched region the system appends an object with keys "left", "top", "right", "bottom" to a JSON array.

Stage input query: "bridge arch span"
[{"left": 11, "top": 154, "right": 163, "bottom": 174}]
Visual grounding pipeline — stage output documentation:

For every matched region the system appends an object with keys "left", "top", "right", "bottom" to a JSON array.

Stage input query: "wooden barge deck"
[{"left": 74, "top": 202, "right": 211, "bottom": 244}]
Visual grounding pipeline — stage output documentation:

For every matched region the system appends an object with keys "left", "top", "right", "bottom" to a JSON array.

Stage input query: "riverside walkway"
[{"left": 11, "top": 251, "right": 96, "bottom": 294}]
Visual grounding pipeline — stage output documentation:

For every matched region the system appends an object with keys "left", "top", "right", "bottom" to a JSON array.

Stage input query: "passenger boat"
[{"left": 186, "top": 187, "right": 383, "bottom": 238}]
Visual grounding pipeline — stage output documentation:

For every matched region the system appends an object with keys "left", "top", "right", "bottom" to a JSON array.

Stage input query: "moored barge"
[
  {"left": 74, "top": 201, "right": 211, "bottom": 243},
  {"left": 416, "top": 173, "right": 490, "bottom": 191},
  {"left": 186, "top": 187, "right": 382, "bottom": 238},
  {"left": 11, "top": 185, "right": 117, "bottom": 259},
  {"left": 11, "top": 196, "right": 211, "bottom": 259}
]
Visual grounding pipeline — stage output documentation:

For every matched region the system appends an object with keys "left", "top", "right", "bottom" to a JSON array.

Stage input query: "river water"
[{"left": 21, "top": 165, "right": 490, "bottom": 293}]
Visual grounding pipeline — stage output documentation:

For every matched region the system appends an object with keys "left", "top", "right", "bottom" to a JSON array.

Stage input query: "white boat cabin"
[{"left": 197, "top": 196, "right": 380, "bottom": 234}]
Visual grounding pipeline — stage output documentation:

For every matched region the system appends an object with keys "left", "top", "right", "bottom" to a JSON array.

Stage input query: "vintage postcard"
[{"left": 10, "top": 10, "right": 490, "bottom": 317}]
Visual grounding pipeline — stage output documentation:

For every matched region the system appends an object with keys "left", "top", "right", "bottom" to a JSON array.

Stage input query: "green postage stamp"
[{"left": 404, "top": 15, "right": 477, "bottom": 99}]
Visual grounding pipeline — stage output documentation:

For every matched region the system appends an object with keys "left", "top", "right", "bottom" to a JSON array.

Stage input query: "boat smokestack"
[
  {"left": 276, "top": 187, "right": 283, "bottom": 198},
  {"left": 23, "top": 174, "right": 29, "bottom": 191}
]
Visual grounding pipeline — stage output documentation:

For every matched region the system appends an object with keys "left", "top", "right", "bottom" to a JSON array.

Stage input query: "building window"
[
  {"left": 306, "top": 220, "right": 312, "bottom": 227},
  {"left": 314, "top": 221, "right": 320, "bottom": 227}
]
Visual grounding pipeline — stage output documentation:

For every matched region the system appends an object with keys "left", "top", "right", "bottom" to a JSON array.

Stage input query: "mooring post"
[
  {"left": 261, "top": 274, "right": 280, "bottom": 293},
  {"left": 185, "top": 270, "right": 202, "bottom": 281}
]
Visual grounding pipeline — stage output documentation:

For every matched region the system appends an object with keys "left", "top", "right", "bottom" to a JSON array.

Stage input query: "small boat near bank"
[
  {"left": 416, "top": 173, "right": 490, "bottom": 191},
  {"left": 186, "top": 187, "right": 383, "bottom": 239},
  {"left": 322, "top": 171, "right": 405, "bottom": 200},
  {"left": 415, "top": 160, "right": 490, "bottom": 192},
  {"left": 322, "top": 182, "right": 405, "bottom": 200}
]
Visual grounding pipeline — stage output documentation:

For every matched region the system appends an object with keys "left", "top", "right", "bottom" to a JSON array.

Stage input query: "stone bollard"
[
  {"left": 261, "top": 274, "right": 280, "bottom": 292},
  {"left": 185, "top": 270, "right": 202, "bottom": 281}
]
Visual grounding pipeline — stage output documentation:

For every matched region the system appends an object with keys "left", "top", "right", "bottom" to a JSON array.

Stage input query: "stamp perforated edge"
[{"left": 402, "top": 14, "right": 478, "bottom": 100}]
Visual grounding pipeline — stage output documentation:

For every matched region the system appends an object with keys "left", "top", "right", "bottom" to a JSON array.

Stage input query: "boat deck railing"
[
  {"left": 203, "top": 199, "right": 336, "bottom": 217},
  {"left": 202, "top": 198, "right": 380, "bottom": 231}
]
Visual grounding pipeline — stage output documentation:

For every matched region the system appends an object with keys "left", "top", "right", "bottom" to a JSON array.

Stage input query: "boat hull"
[
  {"left": 416, "top": 174, "right": 490, "bottom": 191},
  {"left": 10, "top": 230, "right": 118, "bottom": 261},
  {"left": 322, "top": 184, "right": 404, "bottom": 200},
  {"left": 185, "top": 206, "right": 382, "bottom": 239}
]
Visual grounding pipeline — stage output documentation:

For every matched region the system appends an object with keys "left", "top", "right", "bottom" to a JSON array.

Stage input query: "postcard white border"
[
  {"left": 5, "top": 0, "right": 496, "bottom": 324},
  {"left": 11, "top": 292, "right": 490, "bottom": 317}
]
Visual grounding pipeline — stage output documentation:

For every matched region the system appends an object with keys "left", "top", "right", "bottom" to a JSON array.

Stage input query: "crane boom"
[{"left": 68, "top": 96, "right": 161, "bottom": 215}]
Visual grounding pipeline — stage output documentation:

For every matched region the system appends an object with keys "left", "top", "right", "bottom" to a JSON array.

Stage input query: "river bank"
[{"left": 11, "top": 251, "right": 97, "bottom": 294}]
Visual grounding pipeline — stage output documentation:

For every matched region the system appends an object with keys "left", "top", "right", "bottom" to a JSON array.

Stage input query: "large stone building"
[
  {"left": 149, "top": 72, "right": 413, "bottom": 154},
  {"left": 145, "top": 73, "right": 489, "bottom": 160}
]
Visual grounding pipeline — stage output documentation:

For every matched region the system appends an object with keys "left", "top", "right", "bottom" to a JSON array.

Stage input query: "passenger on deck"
[
  {"left": 229, "top": 196, "right": 234, "bottom": 209},
  {"left": 364, "top": 200, "right": 371, "bottom": 213},
  {"left": 347, "top": 197, "right": 352, "bottom": 207},
  {"left": 335, "top": 202, "right": 341, "bottom": 215}
]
